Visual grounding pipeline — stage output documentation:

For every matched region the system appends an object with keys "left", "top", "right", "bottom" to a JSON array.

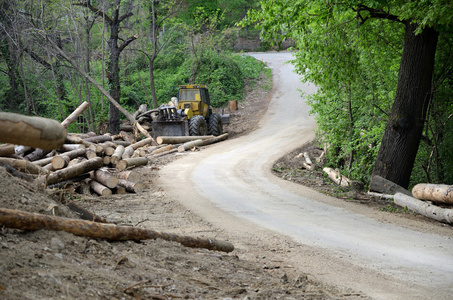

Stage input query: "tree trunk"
[
  {"left": 412, "top": 184, "right": 453, "bottom": 204},
  {"left": 0, "top": 112, "right": 67, "bottom": 150},
  {"left": 368, "top": 175, "right": 412, "bottom": 196},
  {"left": 372, "top": 23, "right": 439, "bottom": 188},
  {"left": 0, "top": 207, "right": 234, "bottom": 252}
]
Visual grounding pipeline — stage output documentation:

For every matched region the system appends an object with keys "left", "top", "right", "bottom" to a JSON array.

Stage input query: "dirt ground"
[
  {"left": 0, "top": 72, "right": 361, "bottom": 300},
  {"left": 2, "top": 68, "right": 448, "bottom": 299}
]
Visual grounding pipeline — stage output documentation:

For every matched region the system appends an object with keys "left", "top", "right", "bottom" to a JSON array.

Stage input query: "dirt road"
[{"left": 159, "top": 52, "right": 453, "bottom": 299}]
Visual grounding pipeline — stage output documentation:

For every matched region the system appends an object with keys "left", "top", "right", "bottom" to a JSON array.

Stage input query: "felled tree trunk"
[
  {"left": 156, "top": 135, "right": 213, "bottom": 145},
  {"left": 111, "top": 145, "right": 125, "bottom": 165},
  {"left": 117, "top": 179, "right": 144, "bottom": 193},
  {"left": 116, "top": 157, "right": 148, "bottom": 171},
  {"left": 323, "top": 167, "right": 351, "bottom": 187},
  {"left": 47, "top": 157, "right": 103, "bottom": 185},
  {"left": 412, "top": 184, "right": 453, "bottom": 204},
  {"left": 114, "top": 170, "right": 140, "bottom": 183},
  {"left": 177, "top": 133, "right": 229, "bottom": 152},
  {"left": 94, "top": 169, "right": 118, "bottom": 189},
  {"left": 394, "top": 193, "right": 453, "bottom": 224},
  {"left": 0, "top": 112, "right": 66, "bottom": 150},
  {"left": 0, "top": 207, "right": 234, "bottom": 252},
  {"left": 0, "top": 158, "right": 49, "bottom": 175}
]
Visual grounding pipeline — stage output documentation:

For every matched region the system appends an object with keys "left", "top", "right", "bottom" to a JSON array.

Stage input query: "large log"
[
  {"left": 47, "top": 157, "right": 103, "bottom": 185},
  {"left": 156, "top": 135, "right": 214, "bottom": 145},
  {"left": 130, "top": 137, "right": 156, "bottom": 149},
  {"left": 412, "top": 184, "right": 453, "bottom": 204},
  {"left": 116, "top": 157, "right": 148, "bottom": 171},
  {"left": 94, "top": 169, "right": 118, "bottom": 189},
  {"left": 122, "top": 146, "right": 135, "bottom": 159},
  {"left": 369, "top": 175, "right": 412, "bottom": 196},
  {"left": 394, "top": 193, "right": 453, "bottom": 224},
  {"left": 0, "top": 112, "right": 66, "bottom": 150},
  {"left": 0, "top": 207, "right": 234, "bottom": 252},
  {"left": 51, "top": 155, "right": 70, "bottom": 170}
]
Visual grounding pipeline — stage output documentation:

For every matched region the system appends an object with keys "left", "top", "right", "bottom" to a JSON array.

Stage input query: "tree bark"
[
  {"left": 0, "top": 112, "right": 67, "bottom": 150},
  {"left": 0, "top": 207, "right": 234, "bottom": 252},
  {"left": 412, "top": 184, "right": 453, "bottom": 204},
  {"left": 372, "top": 23, "right": 439, "bottom": 188},
  {"left": 394, "top": 193, "right": 453, "bottom": 224}
]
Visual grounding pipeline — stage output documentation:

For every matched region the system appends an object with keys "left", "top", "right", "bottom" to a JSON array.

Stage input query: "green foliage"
[{"left": 243, "top": 0, "right": 453, "bottom": 186}]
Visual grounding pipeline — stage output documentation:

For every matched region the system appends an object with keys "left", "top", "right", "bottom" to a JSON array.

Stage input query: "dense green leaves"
[{"left": 245, "top": 0, "right": 453, "bottom": 185}]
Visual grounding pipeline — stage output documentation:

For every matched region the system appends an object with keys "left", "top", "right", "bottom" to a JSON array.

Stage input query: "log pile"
[{"left": 369, "top": 180, "right": 453, "bottom": 225}]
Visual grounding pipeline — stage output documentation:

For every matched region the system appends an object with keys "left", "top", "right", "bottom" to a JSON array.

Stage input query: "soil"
[{"left": 1, "top": 69, "right": 448, "bottom": 299}]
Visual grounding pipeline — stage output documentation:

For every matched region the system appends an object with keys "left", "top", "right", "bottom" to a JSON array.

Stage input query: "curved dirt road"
[{"left": 159, "top": 52, "right": 453, "bottom": 299}]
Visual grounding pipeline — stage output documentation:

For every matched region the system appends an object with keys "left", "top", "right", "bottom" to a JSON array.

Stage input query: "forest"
[{"left": 1, "top": 0, "right": 452, "bottom": 189}]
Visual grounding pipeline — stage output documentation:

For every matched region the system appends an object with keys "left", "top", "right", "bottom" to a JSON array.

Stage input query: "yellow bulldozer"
[{"left": 151, "top": 85, "right": 229, "bottom": 137}]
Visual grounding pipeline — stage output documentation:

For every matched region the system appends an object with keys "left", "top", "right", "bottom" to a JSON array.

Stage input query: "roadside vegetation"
[{"left": 243, "top": 1, "right": 453, "bottom": 188}]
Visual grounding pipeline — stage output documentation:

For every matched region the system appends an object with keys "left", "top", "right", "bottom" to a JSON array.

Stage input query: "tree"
[
  {"left": 245, "top": 0, "right": 453, "bottom": 188},
  {"left": 78, "top": 0, "right": 138, "bottom": 133}
]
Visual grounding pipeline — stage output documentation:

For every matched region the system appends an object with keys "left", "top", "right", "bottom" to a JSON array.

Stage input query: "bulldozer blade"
[{"left": 152, "top": 120, "right": 189, "bottom": 138}]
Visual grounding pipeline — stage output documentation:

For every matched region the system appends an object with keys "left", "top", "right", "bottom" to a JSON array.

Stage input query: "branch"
[
  {"left": 75, "top": 0, "right": 113, "bottom": 24},
  {"left": 353, "top": 5, "right": 403, "bottom": 24},
  {"left": 118, "top": 34, "right": 138, "bottom": 53},
  {"left": 118, "top": 11, "right": 133, "bottom": 23},
  {"left": 23, "top": 47, "right": 51, "bottom": 70}
]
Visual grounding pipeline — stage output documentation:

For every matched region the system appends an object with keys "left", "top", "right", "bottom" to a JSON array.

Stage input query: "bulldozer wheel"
[
  {"left": 208, "top": 113, "right": 223, "bottom": 136},
  {"left": 189, "top": 115, "right": 207, "bottom": 136}
]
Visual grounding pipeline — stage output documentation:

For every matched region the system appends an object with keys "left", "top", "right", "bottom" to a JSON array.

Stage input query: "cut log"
[
  {"left": 0, "top": 144, "right": 15, "bottom": 157},
  {"left": 122, "top": 146, "right": 134, "bottom": 159},
  {"left": 90, "top": 180, "right": 112, "bottom": 196},
  {"left": 51, "top": 155, "right": 70, "bottom": 170},
  {"left": 66, "top": 201, "right": 107, "bottom": 223},
  {"left": 94, "top": 169, "right": 118, "bottom": 189},
  {"left": 369, "top": 175, "right": 412, "bottom": 196},
  {"left": 118, "top": 179, "right": 144, "bottom": 193},
  {"left": 151, "top": 144, "right": 174, "bottom": 155},
  {"left": 14, "top": 145, "right": 32, "bottom": 156},
  {"left": 156, "top": 135, "right": 214, "bottom": 145},
  {"left": 23, "top": 148, "right": 51, "bottom": 162},
  {"left": 0, "top": 158, "right": 49, "bottom": 175},
  {"left": 103, "top": 156, "right": 111, "bottom": 165},
  {"left": 68, "top": 157, "right": 87, "bottom": 167},
  {"left": 177, "top": 133, "right": 229, "bottom": 152},
  {"left": 0, "top": 112, "right": 66, "bottom": 150},
  {"left": 152, "top": 148, "right": 178, "bottom": 158},
  {"left": 394, "top": 193, "right": 453, "bottom": 224},
  {"left": 60, "top": 101, "right": 89, "bottom": 128},
  {"left": 129, "top": 137, "right": 156, "bottom": 149},
  {"left": 114, "top": 170, "right": 140, "bottom": 183},
  {"left": 84, "top": 135, "right": 112, "bottom": 144},
  {"left": 85, "top": 149, "right": 97, "bottom": 159},
  {"left": 47, "top": 157, "right": 103, "bottom": 185},
  {"left": 0, "top": 207, "right": 234, "bottom": 252},
  {"left": 367, "top": 192, "right": 395, "bottom": 200},
  {"left": 111, "top": 145, "right": 125, "bottom": 165},
  {"left": 89, "top": 143, "right": 104, "bottom": 155},
  {"left": 412, "top": 184, "right": 453, "bottom": 204},
  {"left": 113, "top": 186, "right": 127, "bottom": 194},
  {"left": 116, "top": 157, "right": 148, "bottom": 171},
  {"left": 323, "top": 167, "right": 351, "bottom": 187}
]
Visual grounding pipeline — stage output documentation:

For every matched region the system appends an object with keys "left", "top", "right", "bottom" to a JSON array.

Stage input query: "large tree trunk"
[{"left": 372, "top": 23, "right": 439, "bottom": 189}]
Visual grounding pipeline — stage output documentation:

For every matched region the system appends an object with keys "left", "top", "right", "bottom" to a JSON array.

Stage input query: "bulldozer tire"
[
  {"left": 208, "top": 113, "right": 223, "bottom": 136},
  {"left": 189, "top": 115, "right": 207, "bottom": 136}
]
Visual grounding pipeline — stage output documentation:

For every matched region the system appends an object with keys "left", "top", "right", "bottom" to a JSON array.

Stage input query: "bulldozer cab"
[{"left": 178, "top": 85, "right": 211, "bottom": 118}]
